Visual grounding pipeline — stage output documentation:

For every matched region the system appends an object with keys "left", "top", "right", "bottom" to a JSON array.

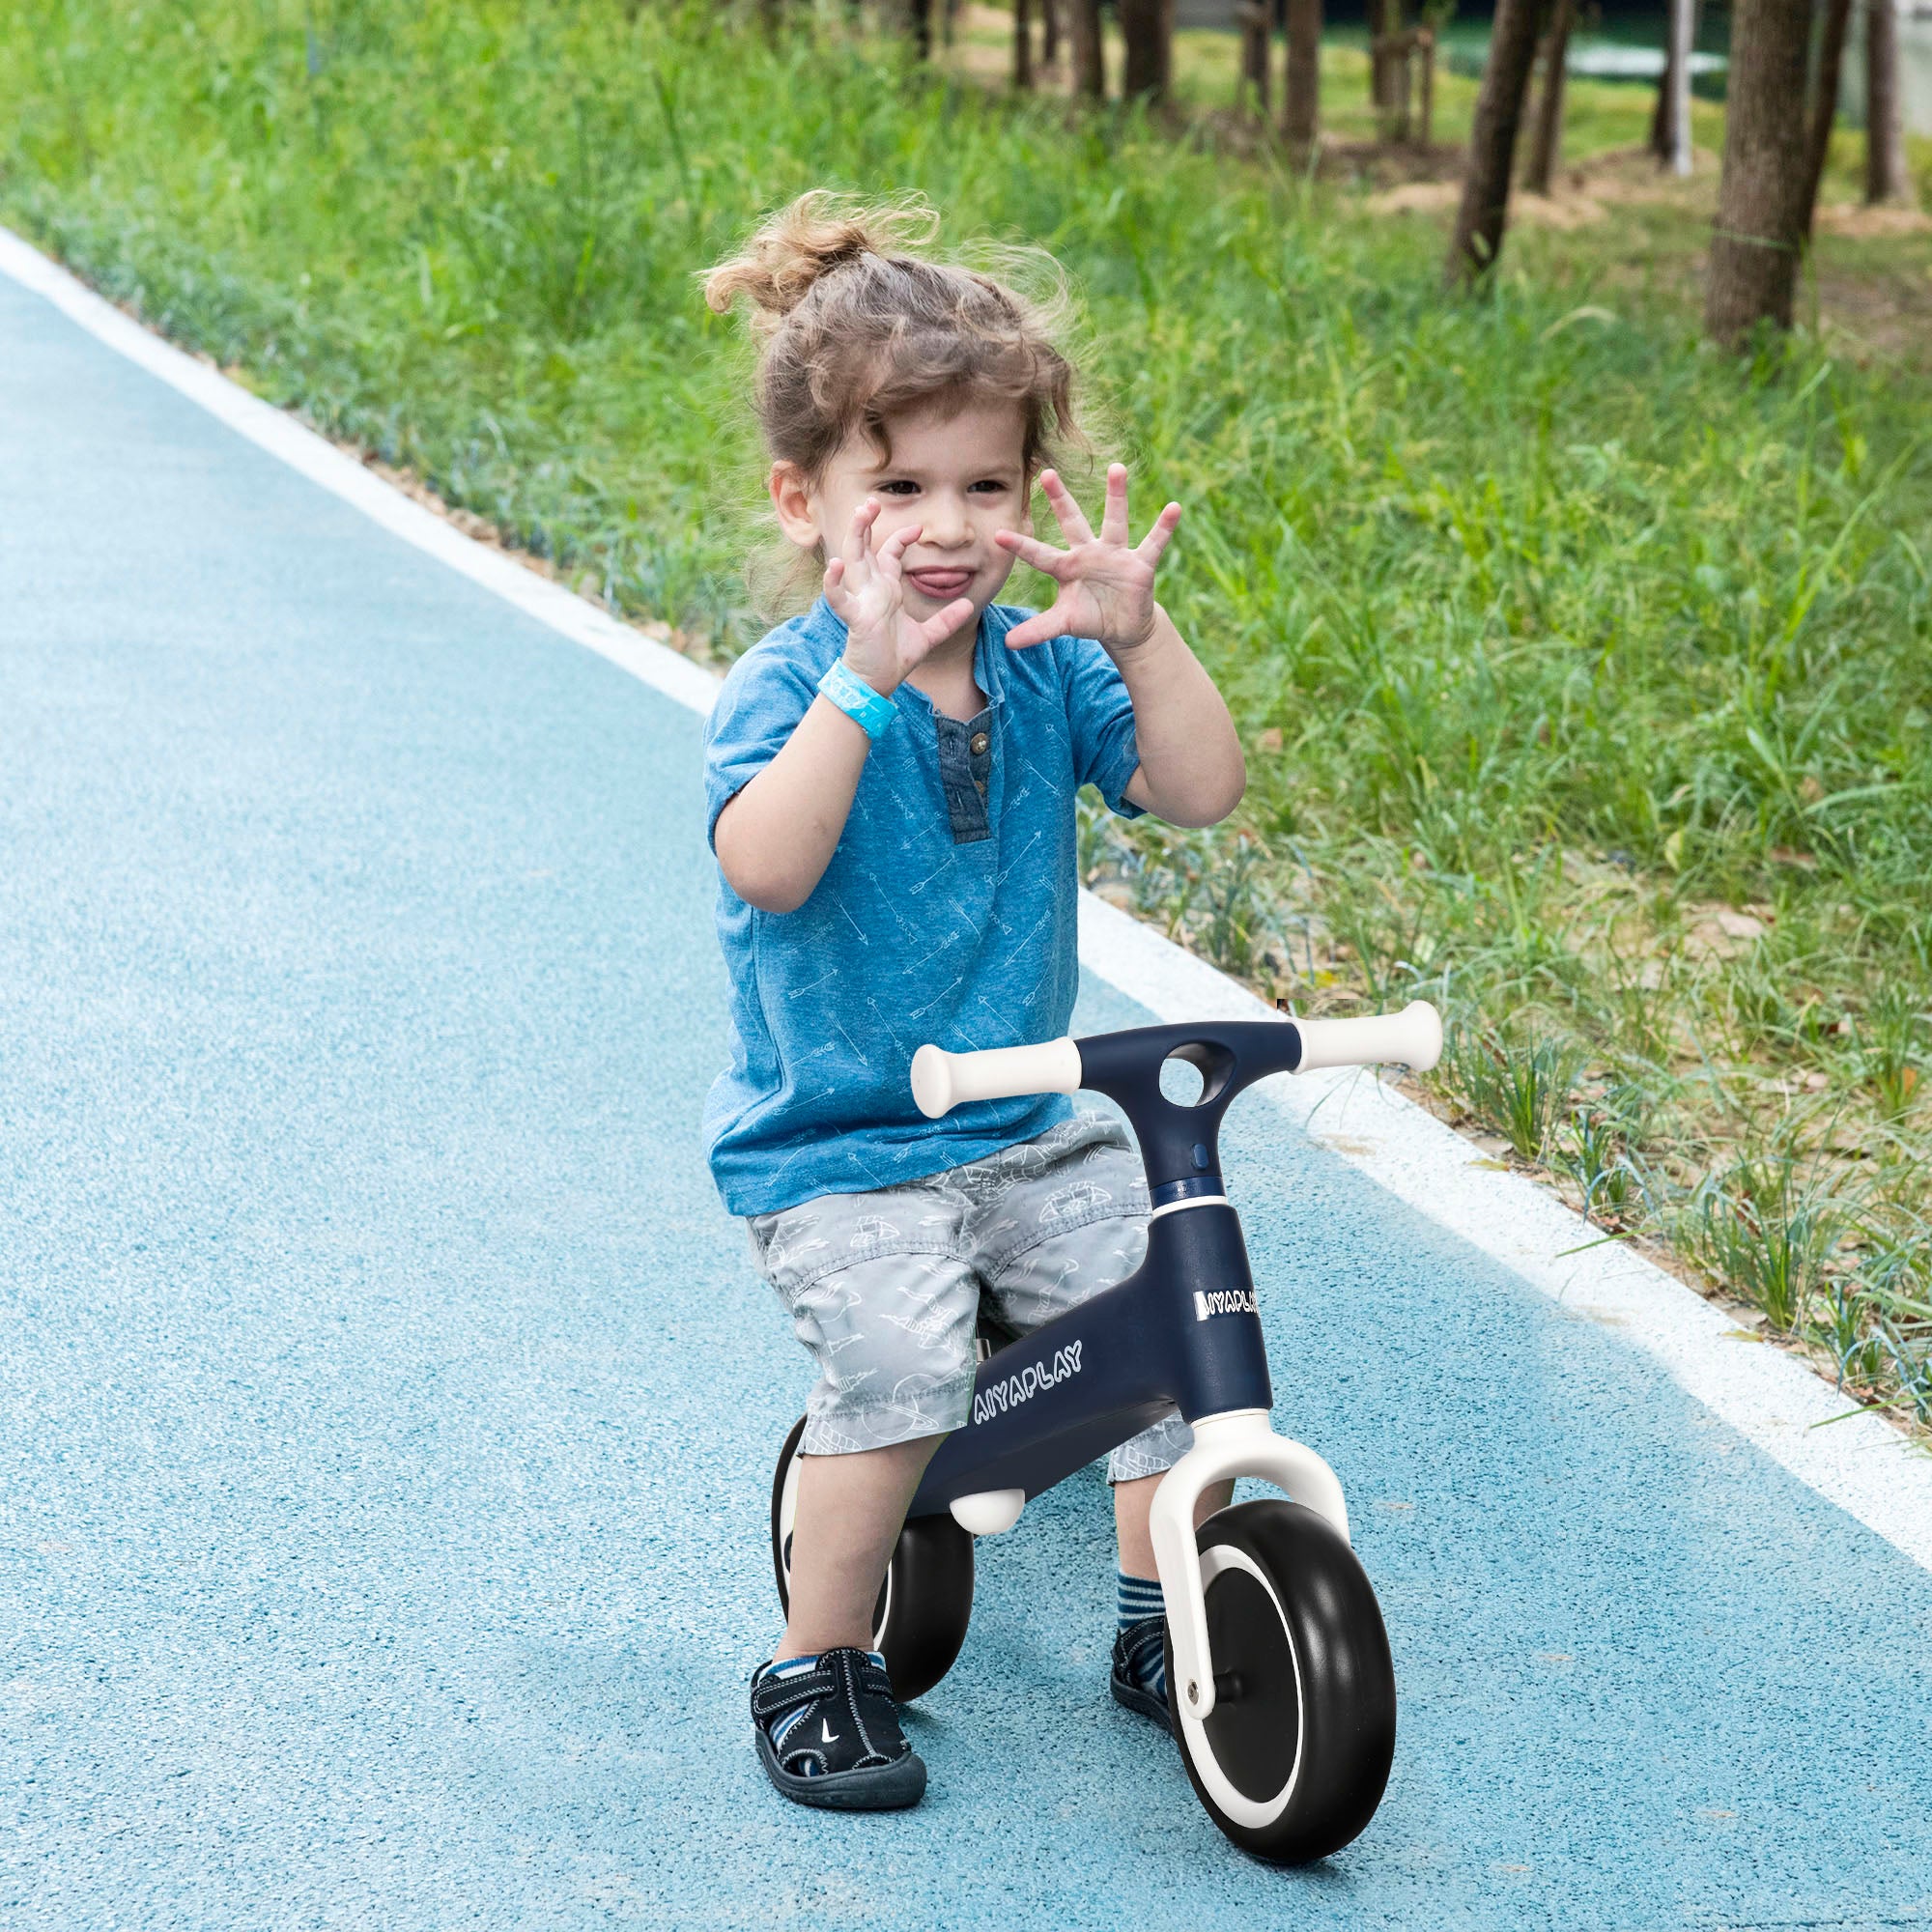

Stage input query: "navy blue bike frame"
[{"left": 907, "top": 1016, "right": 1312, "bottom": 1520}]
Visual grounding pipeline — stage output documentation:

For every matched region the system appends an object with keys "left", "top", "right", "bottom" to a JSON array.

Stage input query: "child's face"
[{"left": 772, "top": 398, "right": 1030, "bottom": 637}]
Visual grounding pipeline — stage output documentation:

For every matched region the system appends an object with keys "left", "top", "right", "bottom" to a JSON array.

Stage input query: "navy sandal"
[
  {"left": 751, "top": 1647, "right": 927, "bottom": 1810},
  {"left": 1110, "top": 1616, "right": 1173, "bottom": 1732}
]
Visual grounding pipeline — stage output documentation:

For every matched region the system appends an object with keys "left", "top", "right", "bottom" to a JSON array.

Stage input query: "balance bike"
[{"left": 770, "top": 1000, "right": 1442, "bottom": 1862}]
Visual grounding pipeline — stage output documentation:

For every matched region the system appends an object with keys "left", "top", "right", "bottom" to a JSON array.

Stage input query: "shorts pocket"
[{"left": 976, "top": 1131, "right": 1149, "bottom": 1287}]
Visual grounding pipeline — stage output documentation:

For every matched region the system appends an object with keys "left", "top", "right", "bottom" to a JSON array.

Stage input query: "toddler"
[{"left": 701, "top": 192, "right": 1245, "bottom": 1810}]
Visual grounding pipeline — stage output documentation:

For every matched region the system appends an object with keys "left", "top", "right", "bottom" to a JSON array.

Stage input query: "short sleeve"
[
  {"left": 702, "top": 639, "right": 819, "bottom": 849},
  {"left": 1058, "top": 636, "right": 1145, "bottom": 820}
]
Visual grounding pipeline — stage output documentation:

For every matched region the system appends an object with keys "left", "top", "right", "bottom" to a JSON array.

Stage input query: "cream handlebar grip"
[
  {"left": 910, "top": 1037, "right": 1083, "bottom": 1120},
  {"left": 1293, "top": 1000, "right": 1443, "bottom": 1074}
]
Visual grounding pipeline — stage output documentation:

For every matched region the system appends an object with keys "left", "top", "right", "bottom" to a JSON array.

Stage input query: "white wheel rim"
[
  {"left": 777, "top": 1436, "right": 892, "bottom": 1649},
  {"left": 1177, "top": 1544, "right": 1304, "bottom": 1830}
]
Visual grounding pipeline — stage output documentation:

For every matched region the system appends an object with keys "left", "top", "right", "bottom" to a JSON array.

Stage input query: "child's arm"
[
  {"left": 714, "top": 499, "right": 975, "bottom": 915},
  {"left": 995, "top": 468, "right": 1245, "bottom": 829},
  {"left": 1111, "top": 605, "right": 1244, "bottom": 827},
  {"left": 712, "top": 699, "right": 872, "bottom": 915}
]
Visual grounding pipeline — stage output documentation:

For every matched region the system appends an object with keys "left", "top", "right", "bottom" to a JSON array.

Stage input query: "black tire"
[
  {"left": 1163, "top": 1498, "right": 1396, "bottom": 1864},
  {"left": 769, "top": 1416, "right": 975, "bottom": 1703}
]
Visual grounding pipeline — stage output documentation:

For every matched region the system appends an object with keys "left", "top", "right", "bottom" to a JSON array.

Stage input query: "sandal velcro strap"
[
  {"left": 1116, "top": 1617, "right": 1166, "bottom": 1676},
  {"left": 752, "top": 1647, "right": 911, "bottom": 1779},
  {"left": 751, "top": 1665, "right": 837, "bottom": 1722}
]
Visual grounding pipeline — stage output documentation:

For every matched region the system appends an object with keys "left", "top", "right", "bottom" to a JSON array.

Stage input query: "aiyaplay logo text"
[
  {"left": 972, "top": 1340, "right": 1083, "bottom": 1425},
  {"left": 1194, "top": 1288, "right": 1259, "bottom": 1321}
]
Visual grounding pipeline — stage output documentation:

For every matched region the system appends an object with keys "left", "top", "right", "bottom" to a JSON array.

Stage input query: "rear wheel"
[
  {"left": 770, "top": 1416, "right": 975, "bottom": 1703},
  {"left": 1164, "top": 1498, "right": 1396, "bottom": 1864}
]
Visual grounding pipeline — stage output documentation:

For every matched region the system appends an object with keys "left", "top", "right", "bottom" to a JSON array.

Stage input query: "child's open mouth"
[{"left": 905, "top": 567, "right": 975, "bottom": 599}]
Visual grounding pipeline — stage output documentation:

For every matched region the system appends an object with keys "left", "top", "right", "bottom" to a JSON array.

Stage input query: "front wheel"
[
  {"left": 1165, "top": 1498, "right": 1396, "bottom": 1864},
  {"left": 770, "top": 1416, "right": 975, "bottom": 1703}
]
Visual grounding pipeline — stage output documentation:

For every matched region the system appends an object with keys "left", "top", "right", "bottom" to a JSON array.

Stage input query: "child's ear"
[{"left": 768, "top": 463, "right": 821, "bottom": 550}]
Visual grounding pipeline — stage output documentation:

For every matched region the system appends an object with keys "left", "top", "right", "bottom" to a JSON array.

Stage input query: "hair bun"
[{"left": 703, "top": 190, "right": 940, "bottom": 328}]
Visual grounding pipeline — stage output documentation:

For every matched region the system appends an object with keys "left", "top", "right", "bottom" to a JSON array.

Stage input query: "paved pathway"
[{"left": 4, "top": 269, "right": 1931, "bottom": 1931}]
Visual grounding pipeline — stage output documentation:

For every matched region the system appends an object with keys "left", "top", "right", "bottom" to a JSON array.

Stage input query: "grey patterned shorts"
[{"left": 747, "top": 1112, "right": 1192, "bottom": 1483}]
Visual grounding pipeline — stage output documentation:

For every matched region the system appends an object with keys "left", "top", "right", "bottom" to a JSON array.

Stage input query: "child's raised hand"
[
  {"left": 824, "top": 497, "right": 977, "bottom": 696},
  {"left": 994, "top": 466, "right": 1181, "bottom": 653}
]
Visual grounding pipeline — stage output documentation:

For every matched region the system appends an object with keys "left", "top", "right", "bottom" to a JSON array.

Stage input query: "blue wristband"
[{"left": 818, "top": 659, "right": 898, "bottom": 741}]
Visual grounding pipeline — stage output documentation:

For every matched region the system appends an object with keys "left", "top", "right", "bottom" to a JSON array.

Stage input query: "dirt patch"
[
  {"left": 1582, "top": 142, "right": 1721, "bottom": 202},
  {"left": 1363, "top": 180, "right": 1461, "bottom": 215},
  {"left": 1364, "top": 179, "right": 1606, "bottom": 227},
  {"left": 1814, "top": 200, "right": 1932, "bottom": 240}
]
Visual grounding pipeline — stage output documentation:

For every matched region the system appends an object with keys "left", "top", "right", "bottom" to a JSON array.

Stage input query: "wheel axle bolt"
[{"left": 1187, "top": 1680, "right": 1200, "bottom": 1705}]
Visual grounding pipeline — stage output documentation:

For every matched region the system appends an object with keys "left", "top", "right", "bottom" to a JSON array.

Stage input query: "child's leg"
[
  {"left": 1112, "top": 1470, "right": 1236, "bottom": 1578},
  {"left": 1107, "top": 1468, "right": 1234, "bottom": 1726},
  {"left": 745, "top": 1180, "right": 976, "bottom": 1810},
  {"left": 748, "top": 1179, "right": 977, "bottom": 1666},
  {"left": 777, "top": 1435, "right": 944, "bottom": 1662}
]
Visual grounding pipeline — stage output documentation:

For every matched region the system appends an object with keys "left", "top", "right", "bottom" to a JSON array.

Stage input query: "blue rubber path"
[{"left": 4, "top": 270, "right": 1932, "bottom": 1932}]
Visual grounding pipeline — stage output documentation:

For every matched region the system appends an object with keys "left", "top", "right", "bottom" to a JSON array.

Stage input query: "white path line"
[
  {"left": 10, "top": 222, "right": 1931, "bottom": 1575},
  {"left": 0, "top": 228, "right": 723, "bottom": 722}
]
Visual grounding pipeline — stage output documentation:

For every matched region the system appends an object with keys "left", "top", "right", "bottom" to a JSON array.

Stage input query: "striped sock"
[{"left": 1117, "top": 1572, "right": 1166, "bottom": 1697}]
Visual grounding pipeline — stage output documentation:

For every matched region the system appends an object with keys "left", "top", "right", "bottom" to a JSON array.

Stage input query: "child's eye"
[
  {"left": 877, "top": 480, "right": 920, "bottom": 497},
  {"left": 969, "top": 480, "right": 1011, "bottom": 496}
]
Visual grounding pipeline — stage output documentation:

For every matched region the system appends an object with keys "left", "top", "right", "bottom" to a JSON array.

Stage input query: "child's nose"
[{"left": 920, "top": 499, "right": 972, "bottom": 546}]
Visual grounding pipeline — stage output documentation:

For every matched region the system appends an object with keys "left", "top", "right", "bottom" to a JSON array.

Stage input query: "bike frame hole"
[
  {"left": 1160, "top": 1054, "right": 1207, "bottom": 1106},
  {"left": 1160, "top": 1041, "right": 1236, "bottom": 1108}
]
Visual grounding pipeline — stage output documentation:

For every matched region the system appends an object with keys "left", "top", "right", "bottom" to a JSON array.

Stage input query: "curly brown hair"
[{"left": 703, "top": 191, "right": 1085, "bottom": 483}]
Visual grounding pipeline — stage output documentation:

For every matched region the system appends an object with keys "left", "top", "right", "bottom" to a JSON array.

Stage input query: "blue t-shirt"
[{"left": 701, "top": 597, "right": 1144, "bottom": 1217}]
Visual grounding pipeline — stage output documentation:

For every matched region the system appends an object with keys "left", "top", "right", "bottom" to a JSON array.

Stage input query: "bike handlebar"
[
  {"left": 1291, "top": 1002, "right": 1443, "bottom": 1075},
  {"left": 910, "top": 1037, "right": 1084, "bottom": 1121},
  {"left": 910, "top": 1001, "right": 1442, "bottom": 1121}
]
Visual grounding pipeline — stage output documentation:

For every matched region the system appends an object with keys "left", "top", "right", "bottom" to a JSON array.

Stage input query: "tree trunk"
[
  {"left": 1704, "top": 0, "right": 1813, "bottom": 344},
  {"left": 1523, "top": 0, "right": 1576, "bottom": 194},
  {"left": 1801, "top": 0, "right": 1854, "bottom": 236},
  {"left": 1121, "top": 0, "right": 1172, "bottom": 100},
  {"left": 1069, "top": 0, "right": 1105, "bottom": 95},
  {"left": 1041, "top": 0, "right": 1061, "bottom": 69},
  {"left": 1650, "top": 22, "right": 1677, "bottom": 157},
  {"left": 1014, "top": 0, "right": 1034, "bottom": 87},
  {"left": 1865, "top": 0, "right": 1909, "bottom": 203},
  {"left": 1239, "top": 0, "right": 1271, "bottom": 110},
  {"left": 1651, "top": 0, "right": 1699, "bottom": 163},
  {"left": 1417, "top": 23, "right": 1435, "bottom": 146},
  {"left": 1444, "top": 0, "right": 1546, "bottom": 285},
  {"left": 1371, "top": 0, "right": 1403, "bottom": 130},
  {"left": 907, "top": 0, "right": 933, "bottom": 58},
  {"left": 1284, "top": 0, "right": 1321, "bottom": 147}
]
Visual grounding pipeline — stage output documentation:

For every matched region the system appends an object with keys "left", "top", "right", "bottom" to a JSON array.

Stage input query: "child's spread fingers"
[
  {"left": 1037, "top": 469, "right": 1094, "bottom": 547},
  {"left": 994, "top": 528, "right": 1066, "bottom": 574},
  {"left": 914, "top": 598, "right": 977, "bottom": 649},
  {"left": 1002, "top": 607, "right": 1066, "bottom": 649},
  {"left": 848, "top": 497, "right": 879, "bottom": 561},
  {"left": 1099, "top": 463, "right": 1131, "bottom": 548},
  {"left": 1136, "top": 501, "right": 1182, "bottom": 568},
  {"left": 877, "top": 524, "right": 919, "bottom": 576},
  {"left": 823, "top": 556, "right": 846, "bottom": 594}
]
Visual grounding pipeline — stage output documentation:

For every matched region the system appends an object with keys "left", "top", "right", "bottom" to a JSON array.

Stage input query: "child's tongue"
[{"left": 908, "top": 566, "right": 973, "bottom": 597}]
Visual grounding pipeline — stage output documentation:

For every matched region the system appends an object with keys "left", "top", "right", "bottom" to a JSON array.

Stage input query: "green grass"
[{"left": 3, "top": 0, "right": 1929, "bottom": 1418}]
